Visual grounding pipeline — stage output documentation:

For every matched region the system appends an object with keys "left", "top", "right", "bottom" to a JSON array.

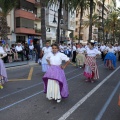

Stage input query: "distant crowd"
[{"left": 0, "top": 41, "right": 40, "bottom": 63}]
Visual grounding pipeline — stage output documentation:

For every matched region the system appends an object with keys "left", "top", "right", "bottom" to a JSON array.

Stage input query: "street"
[{"left": 0, "top": 58, "right": 120, "bottom": 120}]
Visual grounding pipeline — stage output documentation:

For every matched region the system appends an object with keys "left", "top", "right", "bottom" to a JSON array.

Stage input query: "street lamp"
[
  {"left": 52, "top": 0, "right": 62, "bottom": 44},
  {"left": 57, "top": 0, "right": 62, "bottom": 44}
]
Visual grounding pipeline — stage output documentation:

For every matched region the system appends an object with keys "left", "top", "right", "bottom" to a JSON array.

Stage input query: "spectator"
[
  {"left": 15, "top": 43, "right": 24, "bottom": 61},
  {"left": 24, "top": 43, "right": 29, "bottom": 60},
  {"left": 29, "top": 43, "right": 34, "bottom": 59},
  {"left": 11, "top": 44, "right": 18, "bottom": 61},
  {"left": 34, "top": 41, "right": 41, "bottom": 63},
  {"left": 4, "top": 43, "right": 13, "bottom": 63}
]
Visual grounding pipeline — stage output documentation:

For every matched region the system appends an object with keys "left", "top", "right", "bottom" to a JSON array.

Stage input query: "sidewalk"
[{"left": 5, "top": 59, "right": 38, "bottom": 68}]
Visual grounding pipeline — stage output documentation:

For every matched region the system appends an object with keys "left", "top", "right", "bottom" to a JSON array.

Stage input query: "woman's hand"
[{"left": 61, "top": 65, "right": 66, "bottom": 69}]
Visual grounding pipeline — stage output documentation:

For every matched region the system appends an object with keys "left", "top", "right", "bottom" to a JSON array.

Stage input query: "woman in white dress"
[
  {"left": 41, "top": 42, "right": 52, "bottom": 72},
  {"left": 84, "top": 41, "right": 101, "bottom": 83},
  {"left": 104, "top": 44, "right": 116, "bottom": 70},
  {"left": 42, "top": 44, "right": 70, "bottom": 103},
  {"left": 76, "top": 44, "right": 86, "bottom": 68},
  {"left": 0, "top": 42, "right": 8, "bottom": 89}
]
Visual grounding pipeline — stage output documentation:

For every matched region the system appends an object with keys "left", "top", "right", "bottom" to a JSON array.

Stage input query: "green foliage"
[{"left": 0, "top": 0, "right": 18, "bottom": 16}]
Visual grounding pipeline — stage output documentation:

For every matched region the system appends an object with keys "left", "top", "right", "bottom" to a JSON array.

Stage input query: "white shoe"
[
  {"left": 48, "top": 97, "right": 53, "bottom": 100},
  {"left": 57, "top": 99, "right": 61, "bottom": 103}
]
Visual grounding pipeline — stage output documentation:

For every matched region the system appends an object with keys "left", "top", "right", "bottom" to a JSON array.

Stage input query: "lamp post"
[
  {"left": 57, "top": 0, "right": 62, "bottom": 44},
  {"left": 52, "top": 0, "right": 63, "bottom": 44}
]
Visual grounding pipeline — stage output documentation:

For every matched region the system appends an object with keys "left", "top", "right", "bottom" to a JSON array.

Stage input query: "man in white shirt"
[
  {"left": 59, "top": 44, "right": 64, "bottom": 53},
  {"left": 100, "top": 43, "right": 106, "bottom": 60},
  {"left": 15, "top": 43, "right": 24, "bottom": 61},
  {"left": 72, "top": 44, "right": 77, "bottom": 62},
  {"left": 29, "top": 43, "right": 34, "bottom": 59}
]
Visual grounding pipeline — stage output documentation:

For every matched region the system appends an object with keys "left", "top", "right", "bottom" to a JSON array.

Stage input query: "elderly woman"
[
  {"left": 4, "top": 43, "right": 13, "bottom": 62},
  {"left": 0, "top": 41, "right": 8, "bottom": 89}
]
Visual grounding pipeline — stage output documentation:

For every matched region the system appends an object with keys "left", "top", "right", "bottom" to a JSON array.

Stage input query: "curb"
[{"left": 6, "top": 63, "right": 39, "bottom": 70}]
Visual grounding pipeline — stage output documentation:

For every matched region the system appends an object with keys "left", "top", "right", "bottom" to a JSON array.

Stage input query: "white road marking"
[
  {"left": 58, "top": 66, "right": 120, "bottom": 120},
  {"left": 95, "top": 80, "right": 120, "bottom": 120}
]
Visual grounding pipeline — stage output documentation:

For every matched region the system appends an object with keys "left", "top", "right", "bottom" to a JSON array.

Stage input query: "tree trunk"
[
  {"left": 41, "top": 0, "right": 46, "bottom": 46},
  {"left": 78, "top": 7, "right": 83, "bottom": 43},
  {"left": 102, "top": 0, "right": 105, "bottom": 42},
  {"left": 106, "top": 32, "right": 108, "bottom": 43},
  {"left": 0, "top": 16, "right": 8, "bottom": 40},
  {"left": 89, "top": 0, "right": 93, "bottom": 42}
]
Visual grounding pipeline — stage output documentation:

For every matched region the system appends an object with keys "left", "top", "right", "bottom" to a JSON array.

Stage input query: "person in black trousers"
[
  {"left": 72, "top": 44, "right": 76, "bottom": 63},
  {"left": 34, "top": 41, "right": 41, "bottom": 63}
]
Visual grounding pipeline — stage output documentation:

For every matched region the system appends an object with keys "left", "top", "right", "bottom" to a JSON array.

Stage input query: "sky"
[{"left": 116, "top": 0, "right": 120, "bottom": 8}]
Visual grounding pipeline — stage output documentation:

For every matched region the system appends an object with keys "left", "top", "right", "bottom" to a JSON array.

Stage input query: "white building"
[{"left": 45, "top": 3, "right": 76, "bottom": 44}]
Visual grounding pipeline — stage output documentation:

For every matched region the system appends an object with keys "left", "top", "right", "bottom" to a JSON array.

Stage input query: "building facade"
[
  {"left": 4, "top": 0, "right": 41, "bottom": 45},
  {"left": 74, "top": 0, "right": 115, "bottom": 43},
  {"left": 45, "top": 3, "right": 76, "bottom": 44}
]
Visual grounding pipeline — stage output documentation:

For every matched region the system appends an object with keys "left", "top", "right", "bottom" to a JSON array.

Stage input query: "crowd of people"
[{"left": 0, "top": 40, "right": 120, "bottom": 103}]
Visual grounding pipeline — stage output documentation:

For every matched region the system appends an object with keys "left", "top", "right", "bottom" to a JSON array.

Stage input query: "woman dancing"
[
  {"left": 104, "top": 44, "right": 116, "bottom": 70},
  {"left": 84, "top": 41, "right": 101, "bottom": 83},
  {"left": 42, "top": 44, "right": 70, "bottom": 103}
]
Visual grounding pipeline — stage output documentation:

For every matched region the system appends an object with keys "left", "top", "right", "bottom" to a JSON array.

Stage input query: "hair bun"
[{"left": 90, "top": 40, "right": 95, "bottom": 43}]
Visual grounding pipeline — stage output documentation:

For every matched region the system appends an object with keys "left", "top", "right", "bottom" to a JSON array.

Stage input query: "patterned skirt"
[{"left": 84, "top": 56, "right": 99, "bottom": 79}]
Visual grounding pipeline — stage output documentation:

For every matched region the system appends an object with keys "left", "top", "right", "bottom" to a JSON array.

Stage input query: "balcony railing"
[
  {"left": 35, "top": 28, "right": 41, "bottom": 33},
  {"left": 35, "top": 0, "right": 40, "bottom": 2},
  {"left": 35, "top": 13, "right": 41, "bottom": 18}
]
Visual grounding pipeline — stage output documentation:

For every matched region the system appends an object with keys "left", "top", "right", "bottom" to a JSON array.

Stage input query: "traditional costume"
[
  {"left": 42, "top": 52, "right": 69, "bottom": 103},
  {"left": 41, "top": 46, "right": 52, "bottom": 72},
  {"left": 104, "top": 47, "right": 116, "bottom": 69},
  {"left": 0, "top": 47, "right": 8, "bottom": 89},
  {"left": 76, "top": 47, "right": 86, "bottom": 68},
  {"left": 84, "top": 48, "right": 101, "bottom": 80}
]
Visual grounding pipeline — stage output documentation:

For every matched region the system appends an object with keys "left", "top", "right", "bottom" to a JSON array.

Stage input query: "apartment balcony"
[
  {"left": 35, "top": 13, "right": 41, "bottom": 21},
  {"left": 35, "top": 28, "right": 41, "bottom": 34},
  {"left": 97, "top": 0, "right": 109, "bottom": 11},
  {"left": 80, "top": 30, "right": 84, "bottom": 35},
  {"left": 15, "top": 9, "right": 35, "bottom": 20},
  {"left": 26, "top": 0, "right": 35, "bottom": 4},
  {"left": 15, "top": 28, "right": 35, "bottom": 34},
  {"left": 35, "top": 0, "right": 41, "bottom": 6}
]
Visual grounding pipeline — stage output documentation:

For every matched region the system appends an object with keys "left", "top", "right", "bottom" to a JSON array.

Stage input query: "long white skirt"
[{"left": 46, "top": 79, "right": 61, "bottom": 100}]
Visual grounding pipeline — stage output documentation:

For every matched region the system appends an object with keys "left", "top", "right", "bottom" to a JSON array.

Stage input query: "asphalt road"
[{"left": 0, "top": 58, "right": 120, "bottom": 120}]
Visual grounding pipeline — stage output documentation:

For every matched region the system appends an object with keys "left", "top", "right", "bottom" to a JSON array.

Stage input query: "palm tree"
[
  {"left": 41, "top": 0, "right": 46, "bottom": 45},
  {"left": 104, "top": 18, "right": 111, "bottom": 43},
  {"left": 108, "top": 11, "right": 119, "bottom": 43},
  {"left": 88, "top": 0, "right": 96, "bottom": 41},
  {"left": 0, "top": 0, "right": 18, "bottom": 40},
  {"left": 70, "top": 0, "right": 89, "bottom": 42},
  {"left": 84, "top": 13, "right": 100, "bottom": 28},
  {"left": 101, "top": 0, "right": 105, "bottom": 42}
]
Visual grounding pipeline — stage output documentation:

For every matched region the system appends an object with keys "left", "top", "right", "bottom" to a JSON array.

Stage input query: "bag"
[{"left": 118, "top": 94, "right": 120, "bottom": 106}]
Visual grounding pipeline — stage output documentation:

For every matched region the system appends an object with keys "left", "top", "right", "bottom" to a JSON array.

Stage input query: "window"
[
  {"left": 16, "top": 17, "right": 34, "bottom": 29},
  {"left": 76, "top": 14, "right": 78, "bottom": 18},
  {"left": 75, "top": 28, "right": 78, "bottom": 32},
  {"left": 76, "top": 21, "right": 78, "bottom": 25}
]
